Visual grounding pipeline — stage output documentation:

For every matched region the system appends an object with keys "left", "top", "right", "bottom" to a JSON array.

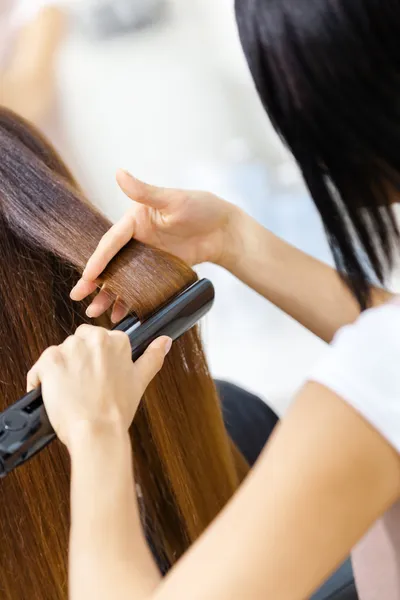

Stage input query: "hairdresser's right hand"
[
  {"left": 71, "top": 170, "right": 242, "bottom": 309},
  {"left": 26, "top": 325, "right": 171, "bottom": 450}
]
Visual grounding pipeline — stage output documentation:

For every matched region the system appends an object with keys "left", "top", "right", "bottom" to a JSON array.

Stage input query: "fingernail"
[
  {"left": 111, "top": 307, "right": 128, "bottom": 324},
  {"left": 70, "top": 282, "right": 79, "bottom": 299},
  {"left": 86, "top": 305, "right": 94, "bottom": 318},
  {"left": 164, "top": 337, "right": 173, "bottom": 356},
  {"left": 121, "top": 169, "right": 133, "bottom": 178}
]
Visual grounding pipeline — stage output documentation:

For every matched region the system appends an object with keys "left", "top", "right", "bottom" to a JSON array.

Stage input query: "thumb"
[
  {"left": 134, "top": 336, "right": 172, "bottom": 393},
  {"left": 116, "top": 169, "right": 170, "bottom": 210},
  {"left": 26, "top": 346, "right": 61, "bottom": 392}
]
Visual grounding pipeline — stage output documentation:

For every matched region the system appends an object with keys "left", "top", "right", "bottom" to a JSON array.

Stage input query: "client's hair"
[
  {"left": 235, "top": 0, "right": 400, "bottom": 308},
  {"left": 0, "top": 109, "right": 248, "bottom": 600}
]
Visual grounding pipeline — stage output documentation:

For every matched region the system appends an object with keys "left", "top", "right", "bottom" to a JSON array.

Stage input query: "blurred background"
[{"left": 1, "top": 0, "right": 338, "bottom": 415}]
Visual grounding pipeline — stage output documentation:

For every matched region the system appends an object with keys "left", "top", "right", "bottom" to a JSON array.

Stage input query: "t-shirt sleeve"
[{"left": 309, "top": 302, "right": 400, "bottom": 453}]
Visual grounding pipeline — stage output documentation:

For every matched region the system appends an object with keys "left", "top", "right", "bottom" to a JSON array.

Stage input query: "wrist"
[
  {"left": 67, "top": 420, "right": 129, "bottom": 459},
  {"left": 218, "top": 204, "right": 245, "bottom": 272},
  {"left": 219, "top": 205, "right": 258, "bottom": 275}
]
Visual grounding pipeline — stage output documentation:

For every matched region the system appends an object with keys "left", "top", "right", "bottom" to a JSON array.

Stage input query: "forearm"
[
  {"left": 9, "top": 7, "right": 66, "bottom": 77},
  {"left": 150, "top": 384, "right": 400, "bottom": 600},
  {"left": 225, "top": 208, "right": 392, "bottom": 342},
  {"left": 69, "top": 425, "right": 160, "bottom": 600}
]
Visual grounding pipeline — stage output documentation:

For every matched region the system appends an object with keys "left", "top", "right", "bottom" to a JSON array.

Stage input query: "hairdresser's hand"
[
  {"left": 71, "top": 171, "right": 243, "bottom": 317},
  {"left": 26, "top": 325, "right": 172, "bottom": 450}
]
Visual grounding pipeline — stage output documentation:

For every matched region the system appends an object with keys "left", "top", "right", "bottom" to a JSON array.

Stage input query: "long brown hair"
[{"left": 0, "top": 109, "right": 248, "bottom": 600}]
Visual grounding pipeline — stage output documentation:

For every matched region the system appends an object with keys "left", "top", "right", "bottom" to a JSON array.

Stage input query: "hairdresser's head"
[{"left": 236, "top": 0, "right": 400, "bottom": 306}]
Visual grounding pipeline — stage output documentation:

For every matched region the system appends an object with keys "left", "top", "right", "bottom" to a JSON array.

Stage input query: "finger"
[
  {"left": 111, "top": 298, "right": 129, "bottom": 324},
  {"left": 108, "top": 330, "right": 131, "bottom": 352},
  {"left": 62, "top": 334, "right": 85, "bottom": 354},
  {"left": 86, "top": 289, "right": 115, "bottom": 319},
  {"left": 70, "top": 278, "right": 98, "bottom": 301},
  {"left": 74, "top": 324, "right": 109, "bottom": 343},
  {"left": 26, "top": 346, "right": 62, "bottom": 392},
  {"left": 116, "top": 169, "right": 170, "bottom": 210},
  {"left": 82, "top": 215, "right": 135, "bottom": 282},
  {"left": 27, "top": 371, "right": 41, "bottom": 393},
  {"left": 133, "top": 336, "right": 172, "bottom": 393}
]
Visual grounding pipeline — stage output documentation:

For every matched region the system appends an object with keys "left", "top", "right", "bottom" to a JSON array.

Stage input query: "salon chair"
[{"left": 312, "top": 559, "right": 358, "bottom": 600}]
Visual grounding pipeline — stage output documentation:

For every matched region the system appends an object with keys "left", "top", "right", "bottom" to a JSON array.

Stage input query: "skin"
[
  {"left": 1, "top": 6, "right": 66, "bottom": 125},
  {"left": 72, "top": 170, "right": 392, "bottom": 337},
  {"left": 32, "top": 325, "right": 400, "bottom": 599},
  {"left": 28, "top": 328, "right": 172, "bottom": 600},
  {"left": 26, "top": 171, "right": 391, "bottom": 599}
]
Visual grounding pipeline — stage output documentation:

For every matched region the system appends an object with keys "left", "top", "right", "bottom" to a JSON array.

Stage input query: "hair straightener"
[{"left": 0, "top": 279, "right": 214, "bottom": 478}]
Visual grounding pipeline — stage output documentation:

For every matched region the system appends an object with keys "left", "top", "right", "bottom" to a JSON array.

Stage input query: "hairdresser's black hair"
[{"left": 235, "top": 0, "right": 400, "bottom": 307}]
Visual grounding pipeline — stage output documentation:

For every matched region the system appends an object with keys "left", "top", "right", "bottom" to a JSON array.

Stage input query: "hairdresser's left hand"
[{"left": 26, "top": 325, "right": 172, "bottom": 450}]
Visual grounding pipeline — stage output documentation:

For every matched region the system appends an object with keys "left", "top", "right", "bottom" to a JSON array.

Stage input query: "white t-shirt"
[
  {"left": 310, "top": 302, "right": 400, "bottom": 454},
  {"left": 310, "top": 300, "right": 400, "bottom": 600}
]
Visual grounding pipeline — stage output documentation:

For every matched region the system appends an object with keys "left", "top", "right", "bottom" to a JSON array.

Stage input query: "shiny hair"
[
  {"left": 235, "top": 0, "right": 400, "bottom": 307},
  {"left": 0, "top": 109, "right": 248, "bottom": 599}
]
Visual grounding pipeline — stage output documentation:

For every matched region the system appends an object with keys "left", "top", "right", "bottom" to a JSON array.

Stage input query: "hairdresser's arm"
[
  {"left": 31, "top": 311, "right": 400, "bottom": 600},
  {"left": 68, "top": 428, "right": 161, "bottom": 600},
  {"left": 74, "top": 173, "right": 392, "bottom": 343},
  {"left": 27, "top": 327, "right": 168, "bottom": 600},
  {"left": 146, "top": 382, "right": 400, "bottom": 600},
  {"left": 69, "top": 381, "right": 400, "bottom": 600},
  {"left": 224, "top": 210, "right": 392, "bottom": 342},
  {"left": 144, "top": 303, "right": 400, "bottom": 600},
  {"left": 46, "top": 349, "right": 400, "bottom": 600}
]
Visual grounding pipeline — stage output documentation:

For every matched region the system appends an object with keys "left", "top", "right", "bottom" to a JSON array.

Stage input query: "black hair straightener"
[{"left": 0, "top": 279, "right": 214, "bottom": 478}]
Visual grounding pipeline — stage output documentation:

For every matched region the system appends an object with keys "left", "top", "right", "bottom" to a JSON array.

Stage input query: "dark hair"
[
  {"left": 0, "top": 108, "right": 248, "bottom": 600},
  {"left": 235, "top": 0, "right": 400, "bottom": 307}
]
